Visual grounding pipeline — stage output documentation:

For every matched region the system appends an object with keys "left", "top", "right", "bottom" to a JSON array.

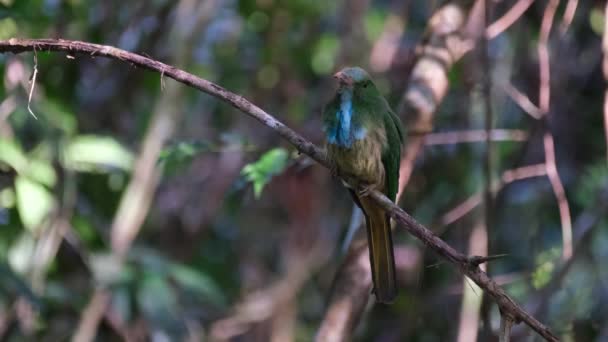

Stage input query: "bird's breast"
[
  {"left": 325, "top": 89, "right": 374, "bottom": 148},
  {"left": 327, "top": 127, "right": 387, "bottom": 186}
]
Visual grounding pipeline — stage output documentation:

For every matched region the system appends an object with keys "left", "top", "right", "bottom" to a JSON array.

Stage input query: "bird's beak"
[{"left": 333, "top": 71, "right": 353, "bottom": 86}]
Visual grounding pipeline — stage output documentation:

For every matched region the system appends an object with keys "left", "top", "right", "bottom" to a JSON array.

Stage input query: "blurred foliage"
[
  {"left": 241, "top": 147, "right": 290, "bottom": 198},
  {"left": 0, "top": 0, "right": 607, "bottom": 341}
]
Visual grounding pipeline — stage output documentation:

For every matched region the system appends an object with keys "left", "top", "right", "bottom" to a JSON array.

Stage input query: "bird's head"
[{"left": 333, "top": 67, "right": 378, "bottom": 96}]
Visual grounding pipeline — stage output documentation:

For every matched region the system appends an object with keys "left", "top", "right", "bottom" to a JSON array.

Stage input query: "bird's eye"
[{"left": 363, "top": 82, "right": 369, "bottom": 88}]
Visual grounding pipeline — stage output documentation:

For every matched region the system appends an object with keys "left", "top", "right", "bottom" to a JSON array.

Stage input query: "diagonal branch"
[{"left": 0, "top": 38, "right": 558, "bottom": 341}]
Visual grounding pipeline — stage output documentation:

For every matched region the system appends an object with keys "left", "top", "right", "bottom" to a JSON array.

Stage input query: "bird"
[{"left": 323, "top": 67, "right": 404, "bottom": 304}]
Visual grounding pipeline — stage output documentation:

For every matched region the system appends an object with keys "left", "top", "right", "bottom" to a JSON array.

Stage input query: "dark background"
[{"left": 0, "top": 0, "right": 606, "bottom": 341}]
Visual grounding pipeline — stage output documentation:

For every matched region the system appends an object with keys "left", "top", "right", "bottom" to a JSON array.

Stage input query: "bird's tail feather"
[{"left": 358, "top": 195, "right": 397, "bottom": 303}]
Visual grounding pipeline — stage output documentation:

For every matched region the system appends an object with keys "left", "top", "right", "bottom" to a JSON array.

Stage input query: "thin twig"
[
  {"left": 559, "top": 0, "right": 579, "bottom": 35},
  {"left": 424, "top": 129, "right": 527, "bottom": 145},
  {"left": 468, "top": 254, "right": 508, "bottom": 267},
  {"left": 543, "top": 133, "right": 572, "bottom": 260},
  {"left": 538, "top": 0, "right": 573, "bottom": 261},
  {"left": 503, "top": 82, "right": 543, "bottom": 119},
  {"left": 341, "top": 206, "right": 364, "bottom": 254},
  {"left": 72, "top": 290, "right": 111, "bottom": 342},
  {"left": 439, "top": 164, "right": 546, "bottom": 227},
  {"left": 26, "top": 49, "right": 38, "bottom": 120},
  {"left": 476, "top": 1, "right": 493, "bottom": 337},
  {"left": 538, "top": 0, "right": 558, "bottom": 113},
  {"left": 486, "top": 0, "right": 535, "bottom": 39},
  {"left": 603, "top": 0, "right": 608, "bottom": 162},
  {"left": 482, "top": 0, "right": 494, "bottom": 266},
  {"left": 499, "top": 314, "right": 515, "bottom": 342},
  {"left": 456, "top": 221, "right": 487, "bottom": 342},
  {"left": 0, "top": 38, "right": 558, "bottom": 342}
]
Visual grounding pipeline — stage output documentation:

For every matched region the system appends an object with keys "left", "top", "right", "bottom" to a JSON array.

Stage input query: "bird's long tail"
[{"left": 357, "top": 195, "right": 397, "bottom": 303}]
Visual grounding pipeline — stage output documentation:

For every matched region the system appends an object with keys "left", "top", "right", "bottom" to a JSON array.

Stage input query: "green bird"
[{"left": 323, "top": 67, "right": 404, "bottom": 304}]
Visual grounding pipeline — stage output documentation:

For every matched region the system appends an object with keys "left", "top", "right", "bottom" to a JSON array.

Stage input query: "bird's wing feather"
[
  {"left": 382, "top": 109, "right": 403, "bottom": 202},
  {"left": 388, "top": 107, "right": 405, "bottom": 144}
]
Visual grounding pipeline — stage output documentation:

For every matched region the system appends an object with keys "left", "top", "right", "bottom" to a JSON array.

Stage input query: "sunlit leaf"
[
  {"left": 0, "top": 139, "right": 27, "bottom": 172},
  {"left": 0, "top": 18, "right": 17, "bottom": 40},
  {"left": 15, "top": 176, "right": 55, "bottom": 232},
  {"left": 311, "top": 34, "right": 339, "bottom": 75},
  {"left": 0, "top": 139, "right": 57, "bottom": 186},
  {"left": 589, "top": 7, "right": 605, "bottom": 36},
  {"left": 241, "top": 148, "right": 289, "bottom": 198},
  {"left": 63, "top": 135, "right": 134, "bottom": 172},
  {"left": 26, "top": 159, "right": 57, "bottom": 187},
  {"left": 531, "top": 247, "right": 560, "bottom": 289},
  {"left": 8, "top": 232, "right": 35, "bottom": 274}
]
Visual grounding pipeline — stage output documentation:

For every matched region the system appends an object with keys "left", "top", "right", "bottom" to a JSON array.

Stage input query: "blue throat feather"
[{"left": 326, "top": 89, "right": 367, "bottom": 148}]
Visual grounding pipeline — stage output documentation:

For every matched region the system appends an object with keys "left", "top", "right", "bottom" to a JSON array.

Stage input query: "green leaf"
[
  {"left": 15, "top": 176, "right": 55, "bottom": 232},
  {"left": 8, "top": 233, "right": 35, "bottom": 275},
  {"left": 0, "top": 139, "right": 27, "bottom": 172},
  {"left": 169, "top": 264, "right": 226, "bottom": 307},
  {"left": 0, "top": 18, "right": 17, "bottom": 40},
  {"left": 0, "top": 139, "right": 57, "bottom": 187},
  {"left": 63, "top": 135, "right": 134, "bottom": 172},
  {"left": 589, "top": 7, "right": 605, "bottom": 36},
  {"left": 241, "top": 148, "right": 289, "bottom": 198},
  {"left": 137, "top": 273, "right": 181, "bottom": 334},
  {"left": 158, "top": 141, "right": 211, "bottom": 175},
  {"left": 573, "top": 161, "right": 608, "bottom": 207},
  {"left": 531, "top": 247, "right": 560, "bottom": 289},
  {"left": 26, "top": 159, "right": 57, "bottom": 187},
  {"left": 311, "top": 34, "right": 340, "bottom": 75}
]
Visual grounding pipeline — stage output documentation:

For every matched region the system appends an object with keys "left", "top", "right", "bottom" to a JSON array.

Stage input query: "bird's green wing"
[
  {"left": 386, "top": 103, "right": 404, "bottom": 144},
  {"left": 382, "top": 109, "right": 404, "bottom": 202}
]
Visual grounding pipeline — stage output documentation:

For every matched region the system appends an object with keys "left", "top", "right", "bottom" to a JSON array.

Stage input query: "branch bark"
[{"left": 0, "top": 38, "right": 558, "bottom": 341}]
